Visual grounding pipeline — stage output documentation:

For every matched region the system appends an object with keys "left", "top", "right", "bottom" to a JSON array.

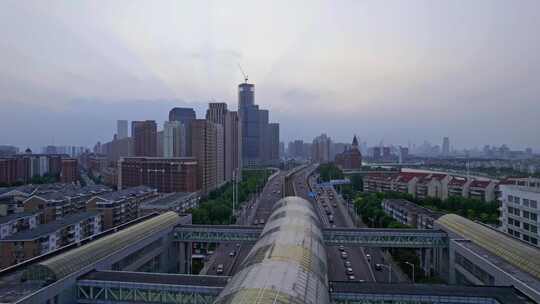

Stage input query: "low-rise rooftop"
[
  {"left": 141, "top": 192, "right": 197, "bottom": 209},
  {"left": 0, "top": 212, "right": 40, "bottom": 225},
  {"left": 96, "top": 185, "right": 155, "bottom": 201},
  {"left": 383, "top": 199, "right": 444, "bottom": 219},
  {"left": 1, "top": 211, "right": 101, "bottom": 241}
]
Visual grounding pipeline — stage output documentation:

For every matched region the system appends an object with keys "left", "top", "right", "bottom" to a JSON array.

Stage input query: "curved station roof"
[
  {"left": 24, "top": 212, "right": 180, "bottom": 282},
  {"left": 437, "top": 214, "right": 540, "bottom": 280},
  {"left": 214, "top": 196, "right": 330, "bottom": 304}
]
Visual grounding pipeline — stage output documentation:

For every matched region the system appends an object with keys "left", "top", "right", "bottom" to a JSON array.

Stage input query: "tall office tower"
[
  {"left": 216, "top": 124, "right": 225, "bottom": 185},
  {"left": 372, "top": 147, "right": 382, "bottom": 160},
  {"left": 238, "top": 81, "right": 278, "bottom": 167},
  {"left": 229, "top": 111, "right": 242, "bottom": 180},
  {"left": 117, "top": 120, "right": 128, "bottom": 139},
  {"left": 169, "top": 108, "right": 196, "bottom": 156},
  {"left": 443, "top": 137, "right": 450, "bottom": 156},
  {"left": 382, "top": 146, "right": 391, "bottom": 159},
  {"left": 206, "top": 103, "right": 240, "bottom": 182},
  {"left": 191, "top": 119, "right": 218, "bottom": 194},
  {"left": 207, "top": 103, "right": 227, "bottom": 182},
  {"left": 268, "top": 123, "right": 280, "bottom": 165},
  {"left": 290, "top": 140, "right": 304, "bottom": 158},
  {"left": 132, "top": 120, "right": 157, "bottom": 157},
  {"left": 163, "top": 121, "right": 185, "bottom": 158},
  {"left": 311, "top": 134, "right": 332, "bottom": 163},
  {"left": 238, "top": 82, "right": 260, "bottom": 167},
  {"left": 206, "top": 102, "right": 228, "bottom": 124},
  {"left": 157, "top": 131, "right": 164, "bottom": 157},
  {"left": 258, "top": 109, "right": 270, "bottom": 163}
]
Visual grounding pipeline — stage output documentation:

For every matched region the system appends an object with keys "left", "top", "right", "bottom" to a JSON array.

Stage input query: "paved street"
[
  {"left": 202, "top": 165, "right": 405, "bottom": 283},
  {"left": 203, "top": 170, "right": 287, "bottom": 276}
]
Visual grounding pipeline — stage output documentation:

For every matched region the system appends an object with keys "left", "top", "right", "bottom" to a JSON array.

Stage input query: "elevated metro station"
[{"left": 0, "top": 195, "right": 538, "bottom": 304}]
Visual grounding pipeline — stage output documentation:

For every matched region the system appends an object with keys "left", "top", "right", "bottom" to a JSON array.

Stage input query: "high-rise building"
[
  {"left": 191, "top": 119, "right": 218, "bottom": 194},
  {"left": 216, "top": 124, "right": 224, "bottom": 185},
  {"left": 132, "top": 120, "right": 157, "bottom": 157},
  {"left": 117, "top": 120, "right": 128, "bottom": 139},
  {"left": 163, "top": 121, "right": 185, "bottom": 158},
  {"left": 169, "top": 108, "right": 196, "bottom": 156},
  {"left": 238, "top": 82, "right": 260, "bottom": 167},
  {"left": 268, "top": 123, "right": 280, "bottom": 165},
  {"left": 207, "top": 103, "right": 227, "bottom": 183},
  {"left": 372, "top": 147, "right": 382, "bottom": 160},
  {"left": 258, "top": 109, "right": 270, "bottom": 163},
  {"left": 229, "top": 111, "right": 241, "bottom": 180},
  {"left": 118, "top": 157, "right": 198, "bottom": 193},
  {"left": 108, "top": 137, "right": 133, "bottom": 161},
  {"left": 0, "top": 146, "right": 19, "bottom": 156},
  {"left": 238, "top": 81, "right": 278, "bottom": 167},
  {"left": 442, "top": 137, "right": 450, "bottom": 156},
  {"left": 156, "top": 131, "right": 164, "bottom": 157},
  {"left": 382, "top": 146, "right": 391, "bottom": 159},
  {"left": 288, "top": 140, "right": 304, "bottom": 158},
  {"left": 60, "top": 158, "right": 78, "bottom": 183},
  {"left": 206, "top": 103, "right": 241, "bottom": 181},
  {"left": 311, "top": 134, "right": 332, "bottom": 163}
]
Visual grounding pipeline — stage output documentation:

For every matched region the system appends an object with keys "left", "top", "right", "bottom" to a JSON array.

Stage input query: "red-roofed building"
[
  {"left": 365, "top": 171, "right": 451, "bottom": 200},
  {"left": 448, "top": 177, "right": 472, "bottom": 198},
  {"left": 364, "top": 173, "right": 398, "bottom": 193},
  {"left": 335, "top": 136, "right": 362, "bottom": 170},
  {"left": 426, "top": 174, "right": 452, "bottom": 200},
  {"left": 468, "top": 180, "right": 497, "bottom": 202},
  {"left": 392, "top": 172, "right": 426, "bottom": 195}
]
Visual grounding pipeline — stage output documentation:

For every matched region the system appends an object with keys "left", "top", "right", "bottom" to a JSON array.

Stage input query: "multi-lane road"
[
  {"left": 202, "top": 165, "right": 403, "bottom": 283},
  {"left": 204, "top": 170, "right": 287, "bottom": 276},
  {"left": 293, "top": 164, "right": 402, "bottom": 283}
]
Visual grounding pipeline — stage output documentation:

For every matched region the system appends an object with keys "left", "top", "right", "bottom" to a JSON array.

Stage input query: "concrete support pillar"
[
  {"left": 178, "top": 242, "right": 192, "bottom": 274},
  {"left": 164, "top": 236, "right": 179, "bottom": 273}
]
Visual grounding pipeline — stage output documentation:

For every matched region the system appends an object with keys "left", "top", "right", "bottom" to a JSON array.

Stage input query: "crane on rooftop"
[{"left": 237, "top": 63, "right": 248, "bottom": 83}]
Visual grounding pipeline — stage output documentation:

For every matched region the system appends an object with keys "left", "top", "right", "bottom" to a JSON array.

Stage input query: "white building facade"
[{"left": 499, "top": 184, "right": 540, "bottom": 247}]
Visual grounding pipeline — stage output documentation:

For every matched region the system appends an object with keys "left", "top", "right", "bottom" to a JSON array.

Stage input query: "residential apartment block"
[
  {"left": 499, "top": 184, "right": 540, "bottom": 247},
  {"left": 0, "top": 211, "right": 102, "bottom": 268},
  {"left": 22, "top": 185, "right": 112, "bottom": 224},
  {"left": 0, "top": 153, "right": 79, "bottom": 185},
  {"left": 190, "top": 120, "right": 219, "bottom": 194},
  {"left": 86, "top": 186, "right": 157, "bottom": 230},
  {"left": 381, "top": 199, "right": 444, "bottom": 229},
  {"left": 364, "top": 171, "right": 497, "bottom": 202},
  {"left": 118, "top": 157, "right": 198, "bottom": 193},
  {"left": 0, "top": 212, "right": 40, "bottom": 239}
]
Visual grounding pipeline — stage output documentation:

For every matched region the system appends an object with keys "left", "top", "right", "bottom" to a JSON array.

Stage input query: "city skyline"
[{"left": 1, "top": 1, "right": 540, "bottom": 150}]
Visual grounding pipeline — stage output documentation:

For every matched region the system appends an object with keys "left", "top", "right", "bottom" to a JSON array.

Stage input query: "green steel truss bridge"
[
  {"left": 173, "top": 225, "right": 449, "bottom": 248},
  {"left": 76, "top": 272, "right": 525, "bottom": 304}
]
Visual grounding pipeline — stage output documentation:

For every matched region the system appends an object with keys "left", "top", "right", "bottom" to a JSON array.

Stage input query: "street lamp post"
[{"left": 404, "top": 262, "right": 415, "bottom": 284}]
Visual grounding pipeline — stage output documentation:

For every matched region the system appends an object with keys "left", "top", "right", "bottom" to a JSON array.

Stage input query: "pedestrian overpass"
[
  {"left": 173, "top": 225, "right": 449, "bottom": 248},
  {"left": 76, "top": 271, "right": 526, "bottom": 304}
]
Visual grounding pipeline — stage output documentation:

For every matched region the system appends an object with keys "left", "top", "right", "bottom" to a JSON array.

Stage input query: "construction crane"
[{"left": 237, "top": 63, "right": 248, "bottom": 83}]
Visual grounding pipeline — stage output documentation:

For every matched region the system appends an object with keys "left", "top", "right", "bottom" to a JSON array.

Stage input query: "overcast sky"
[{"left": 1, "top": 1, "right": 539, "bottom": 151}]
